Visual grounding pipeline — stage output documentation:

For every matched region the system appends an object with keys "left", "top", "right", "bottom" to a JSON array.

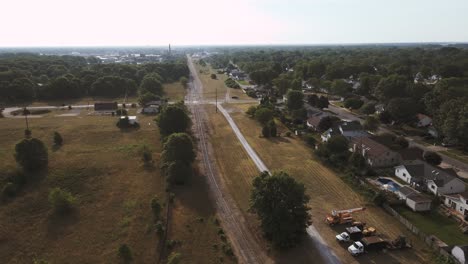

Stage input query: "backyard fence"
[{"left": 382, "top": 203, "right": 459, "bottom": 263}]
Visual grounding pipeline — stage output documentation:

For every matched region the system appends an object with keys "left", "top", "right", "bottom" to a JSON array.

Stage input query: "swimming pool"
[{"left": 377, "top": 178, "right": 401, "bottom": 192}]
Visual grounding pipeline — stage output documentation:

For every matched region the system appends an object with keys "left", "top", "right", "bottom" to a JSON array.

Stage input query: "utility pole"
[{"left": 215, "top": 86, "right": 218, "bottom": 113}]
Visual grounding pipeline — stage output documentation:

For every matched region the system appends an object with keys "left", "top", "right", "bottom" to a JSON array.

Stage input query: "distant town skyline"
[{"left": 1, "top": 0, "right": 467, "bottom": 47}]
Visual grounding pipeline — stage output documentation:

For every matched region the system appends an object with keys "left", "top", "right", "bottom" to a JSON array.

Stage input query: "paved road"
[{"left": 187, "top": 56, "right": 272, "bottom": 264}]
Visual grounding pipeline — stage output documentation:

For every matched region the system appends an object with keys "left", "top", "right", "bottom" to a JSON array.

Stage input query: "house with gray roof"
[
  {"left": 350, "top": 136, "right": 402, "bottom": 168},
  {"left": 395, "top": 160, "right": 465, "bottom": 196}
]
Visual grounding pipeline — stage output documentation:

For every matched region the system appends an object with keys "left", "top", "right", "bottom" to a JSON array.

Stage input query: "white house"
[
  {"left": 397, "top": 186, "right": 432, "bottom": 212},
  {"left": 452, "top": 245, "right": 468, "bottom": 264},
  {"left": 444, "top": 192, "right": 468, "bottom": 221},
  {"left": 395, "top": 160, "right": 465, "bottom": 196},
  {"left": 416, "top": 114, "right": 432, "bottom": 127}
]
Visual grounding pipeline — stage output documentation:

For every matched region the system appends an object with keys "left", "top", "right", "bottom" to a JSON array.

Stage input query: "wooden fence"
[{"left": 382, "top": 203, "right": 459, "bottom": 263}]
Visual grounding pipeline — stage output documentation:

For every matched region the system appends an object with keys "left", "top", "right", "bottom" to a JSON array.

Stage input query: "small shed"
[
  {"left": 406, "top": 193, "right": 432, "bottom": 212},
  {"left": 452, "top": 245, "right": 468, "bottom": 264}
]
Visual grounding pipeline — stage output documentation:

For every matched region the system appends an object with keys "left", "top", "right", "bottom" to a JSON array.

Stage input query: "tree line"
[{"left": 0, "top": 54, "right": 189, "bottom": 103}]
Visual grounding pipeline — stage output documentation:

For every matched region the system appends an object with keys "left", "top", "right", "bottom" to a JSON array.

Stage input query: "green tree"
[
  {"left": 360, "top": 103, "right": 376, "bottom": 115},
  {"left": 349, "top": 152, "right": 367, "bottom": 172},
  {"left": 162, "top": 133, "right": 196, "bottom": 165},
  {"left": 157, "top": 104, "right": 191, "bottom": 136},
  {"left": 423, "top": 151, "right": 442, "bottom": 166},
  {"left": 140, "top": 73, "right": 163, "bottom": 95},
  {"left": 286, "top": 90, "right": 304, "bottom": 111},
  {"left": 250, "top": 171, "right": 311, "bottom": 249},
  {"left": 363, "top": 116, "right": 380, "bottom": 132},
  {"left": 254, "top": 107, "right": 274, "bottom": 125},
  {"left": 387, "top": 98, "right": 418, "bottom": 123},
  {"left": 118, "top": 244, "right": 133, "bottom": 263},
  {"left": 246, "top": 105, "right": 257, "bottom": 117},
  {"left": 304, "top": 134, "right": 316, "bottom": 147},
  {"left": 317, "top": 96, "right": 329, "bottom": 109},
  {"left": 14, "top": 138, "right": 48, "bottom": 171},
  {"left": 317, "top": 116, "right": 340, "bottom": 131},
  {"left": 268, "top": 120, "right": 277, "bottom": 137},
  {"left": 210, "top": 74, "right": 217, "bottom": 79},
  {"left": 48, "top": 187, "right": 76, "bottom": 213},
  {"left": 180, "top": 76, "right": 188, "bottom": 87},
  {"left": 53, "top": 131, "right": 63, "bottom": 146},
  {"left": 375, "top": 75, "right": 408, "bottom": 101},
  {"left": 166, "top": 160, "right": 192, "bottom": 185},
  {"left": 138, "top": 91, "right": 161, "bottom": 106},
  {"left": 330, "top": 79, "right": 351, "bottom": 96},
  {"left": 343, "top": 98, "right": 364, "bottom": 109}
]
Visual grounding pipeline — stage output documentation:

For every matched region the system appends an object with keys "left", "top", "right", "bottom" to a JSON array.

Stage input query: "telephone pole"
[{"left": 215, "top": 86, "right": 218, "bottom": 113}]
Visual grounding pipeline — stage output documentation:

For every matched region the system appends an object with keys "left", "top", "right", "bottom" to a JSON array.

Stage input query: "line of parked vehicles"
[{"left": 326, "top": 207, "right": 411, "bottom": 256}]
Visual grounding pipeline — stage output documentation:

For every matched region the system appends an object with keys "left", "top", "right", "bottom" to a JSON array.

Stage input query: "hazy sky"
[{"left": 1, "top": 0, "right": 467, "bottom": 46}]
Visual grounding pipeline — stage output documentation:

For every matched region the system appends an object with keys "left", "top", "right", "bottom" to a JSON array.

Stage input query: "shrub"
[
  {"left": 424, "top": 151, "right": 442, "bottom": 166},
  {"left": 285, "top": 131, "right": 291, "bottom": 137},
  {"left": 224, "top": 78, "right": 240, "bottom": 88},
  {"left": 118, "top": 244, "right": 133, "bottom": 263},
  {"left": 151, "top": 196, "right": 162, "bottom": 220},
  {"left": 262, "top": 125, "right": 271, "bottom": 138},
  {"left": 155, "top": 220, "right": 165, "bottom": 236},
  {"left": 167, "top": 252, "right": 182, "bottom": 264},
  {"left": 373, "top": 191, "right": 386, "bottom": 206},
  {"left": 48, "top": 187, "right": 76, "bottom": 213},
  {"left": 360, "top": 103, "right": 376, "bottom": 115},
  {"left": 2, "top": 182, "right": 18, "bottom": 197},
  {"left": 210, "top": 73, "right": 217, "bottom": 79},
  {"left": 141, "top": 145, "right": 152, "bottom": 165},
  {"left": 246, "top": 105, "right": 257, "bottom": 117},
  {"left": 53, "top": 131, "right": 63, "bottom": 146},
  {"left": 15, "top": 138, "right": 48, "bottom": 171}
]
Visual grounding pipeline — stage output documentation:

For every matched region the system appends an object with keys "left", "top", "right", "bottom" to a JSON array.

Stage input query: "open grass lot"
[
  {"left": 203, "top": 106, "right": 328, "bottom": 263},
  {"left": 393, "top": 205, "right": 468, "bottom": 245},
  {"left": 194, "top": 62, "right": 250, "bottom": 100},
  {"left": 0, "top": 110, "right": 228, "bottom": 263},
  {"left": 163, "top": 82, "right": 186, "bottom": 101},
  {"left": 221, "top": 103, "right": 432, "bottom": 264}
]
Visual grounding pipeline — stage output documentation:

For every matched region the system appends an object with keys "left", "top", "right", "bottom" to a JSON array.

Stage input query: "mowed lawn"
[
  {"left": 0, "top": 110, "right": 231, "bottom": 264},
  {"left": 219, "top": 103, "right": 431, "bottom": 264}
]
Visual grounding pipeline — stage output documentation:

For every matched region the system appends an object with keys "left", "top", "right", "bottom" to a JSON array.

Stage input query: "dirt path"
[
  {"left": 187, "top": 56, "right": 272, "bottom": 264},
  {"left": 217, "top": 103, "right": 341, "bottom": 264}
]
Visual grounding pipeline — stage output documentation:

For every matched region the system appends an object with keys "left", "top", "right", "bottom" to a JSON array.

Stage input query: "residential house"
[
  {"left": 397, "top": 186, "right": 432, "bottom": 212},
  {"left": 321, "top": 121, "right": 368, "bottom": 142},
  {"left": 444, "top": 192, "right": 468, "bottom": 221},
  {"left": 350, "top": 137, "right": 402, "bottom": 168},
  {"left": 452, "top": 245, "right": 468, "bottom": 264},
  {"left": 416, "top": 114, "right": 432, "bottom": 127},
  {"left": 230, "top": 69, "right": 246, "bottom": 80},
  {"left": 339, "top": 121, "right": 368, "bottom": 140},
  {"left": 94, "top": 102, "right": 118, "bottom": 112},
  {"left": 306, "top": 112, "right": 329, "bottom": 131},
  {"left": 395, "top": 160, "right": 465, "bottom": 196}
]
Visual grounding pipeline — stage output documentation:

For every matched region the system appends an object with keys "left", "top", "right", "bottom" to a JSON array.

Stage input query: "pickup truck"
[{"left": 336, "top": 226, "right": 363, "bottom": 242}]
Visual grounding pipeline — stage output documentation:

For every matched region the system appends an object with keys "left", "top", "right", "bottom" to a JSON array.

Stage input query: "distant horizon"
[{"left": 1, "top": 41, "right": 468, "bottom": 49}]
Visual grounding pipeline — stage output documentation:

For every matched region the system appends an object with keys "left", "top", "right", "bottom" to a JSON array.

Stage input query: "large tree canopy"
[
  {"left": 286, "top": 90, "right": 304, "bottom": 111},
  {"left": 14, "top": 138, "right": 49, "bottom": 171},
  {"left": 157, "top": 103, "right": 191, "bottom": 136},
  {"left": 250, "top": 171, "right": 311, "bottom": 249},
  {"left": 161, "top": 133, "right": 196, "bottom": 165}
]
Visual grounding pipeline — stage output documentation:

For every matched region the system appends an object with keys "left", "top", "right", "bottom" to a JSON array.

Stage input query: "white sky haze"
[{"left": 1, "top": 0, "right": 467, "bottom": 46}]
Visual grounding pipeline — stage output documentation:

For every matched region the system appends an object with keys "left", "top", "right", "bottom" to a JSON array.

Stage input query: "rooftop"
[
  {"left": 340, "top": 121, "right": 363, "bottom": 132},
  {"left": 351, "top": 136, "right": 394, "bottom": 158},
  {"left": 399, "top": 160, "right": 456, "bottom": 186}
]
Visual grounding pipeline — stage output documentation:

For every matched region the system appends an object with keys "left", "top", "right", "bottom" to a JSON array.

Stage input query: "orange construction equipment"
[{"left": 326, "top": 207, "right": 366, "bottom": 225}]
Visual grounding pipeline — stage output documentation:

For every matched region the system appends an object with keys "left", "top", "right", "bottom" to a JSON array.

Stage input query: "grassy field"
[
  {"left": 194, "top": 62, "right": 250, "bottom": 100},
  {"left": 393, "top": 205, "right": 468, "bottom": 245},
  {"left": 163, "top": 82, "right": 186, "bottom": 101},
  {"left": 0, "top": 109, "right": 230, "bottom": 264},
  {"left": 217, "top": 103, "right": 431, "bottom": 264}
]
